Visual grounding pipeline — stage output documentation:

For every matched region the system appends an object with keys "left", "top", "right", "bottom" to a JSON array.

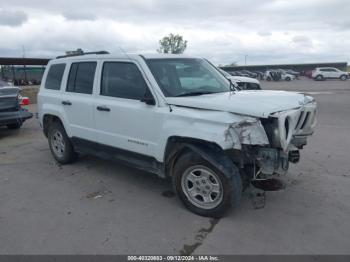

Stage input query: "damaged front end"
[{"left": 226, "top": 98, "right": 317, "bottom": 179}]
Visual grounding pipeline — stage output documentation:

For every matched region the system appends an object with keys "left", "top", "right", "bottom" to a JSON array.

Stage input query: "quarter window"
[
  {"left": 45, "top": 64, "right": 66, "bottom": 90},
  {"left": 67, "top": 62, "right": 97, "bottom": 94},
  {"left": 101, "top": 62, "right": 148, "bottom": 100}
]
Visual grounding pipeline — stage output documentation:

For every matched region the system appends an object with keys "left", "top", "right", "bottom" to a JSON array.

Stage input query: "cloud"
[
  {"left": 0, "top": 9, "right": 28, "bottom": 26},
  {"left": 0, "top": 1, "right": 349, "bottom": 65},
  {"left": 63, "top": 12, "right": 96, "bottom": 21},
  {"left": 258, "top": 31, "right": 272, "bottom": 37},
  {"left": 292, "top": 35, "right": 310, "bottom": 42}
]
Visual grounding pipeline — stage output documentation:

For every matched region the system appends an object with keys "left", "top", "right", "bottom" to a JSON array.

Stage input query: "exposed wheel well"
[
  {"left": 163, "top": 136, "right": 224, "bottom": 178},
  {"left": 43, "top": 114, "right": 63, "bottom": 137}
]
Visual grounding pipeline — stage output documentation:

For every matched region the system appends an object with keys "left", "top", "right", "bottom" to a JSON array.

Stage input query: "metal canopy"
[{"left": 0, "top": 57, "right": 50, "bottom": 66}]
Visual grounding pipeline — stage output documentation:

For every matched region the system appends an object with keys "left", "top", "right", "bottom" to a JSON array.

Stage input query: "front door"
[{"left": 94, "top": 61, "right": 163, "bottom": 158}]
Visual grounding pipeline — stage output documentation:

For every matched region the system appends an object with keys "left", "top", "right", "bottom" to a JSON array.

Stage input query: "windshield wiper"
[{"left": 175, "top": 91, "right": 217, "bottom": 97}]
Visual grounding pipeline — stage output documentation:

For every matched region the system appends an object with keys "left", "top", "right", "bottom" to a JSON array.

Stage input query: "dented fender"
[{"left": 157, "top": 106, "right": 270, "bottom": 161}]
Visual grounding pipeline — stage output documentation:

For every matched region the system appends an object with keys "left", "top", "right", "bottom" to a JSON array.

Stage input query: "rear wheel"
[
  {"left": 315, "top": 75, "right": 324, "bottom": 81},
  {"left": 173, "top": 151, "right": 242, "bottom": 218},
  {"left": 7, "top": 123, "right": 22, "bottom": 129},
  {"left": 285, "top": 77, "right": 291, "bottom": 81},
  {"left": 48, "top": 122, "right": 77, "bottom": 164}
]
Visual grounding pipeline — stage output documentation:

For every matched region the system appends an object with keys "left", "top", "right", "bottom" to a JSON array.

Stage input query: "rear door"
[
  {"left": 323, "top": 68, "right": 334, "bottom": 78},
  {"left": 60, "top": 61, "right": 97, "bottom": 141}
]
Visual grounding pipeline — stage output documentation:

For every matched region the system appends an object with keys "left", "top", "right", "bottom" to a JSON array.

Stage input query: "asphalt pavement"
[{"left": 1, "top": 77, "right": 350, "bottom": 254}]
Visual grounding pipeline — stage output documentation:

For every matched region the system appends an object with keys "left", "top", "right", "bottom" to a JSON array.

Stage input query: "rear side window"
[
  {"left": 66, "top": 62, "right": 97, "bottom": 94},
  {"left": 101, "top": 62, "right": 148, "bottom": 100},
  {"left": 45, "top": 64, "right": 66, "bottom": 90}
]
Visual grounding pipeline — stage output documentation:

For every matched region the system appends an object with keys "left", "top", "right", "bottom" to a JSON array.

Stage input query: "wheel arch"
[
  {"left": 164, "top": 136, "right": 235, "bottom": 179},
  {"left": 43, "top": 114, "right": 66, "bottom": 137}
]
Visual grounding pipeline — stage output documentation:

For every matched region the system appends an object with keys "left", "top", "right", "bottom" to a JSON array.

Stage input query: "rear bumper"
[{"left": 0, "top": 108, "right": 33, "bottom": 126}]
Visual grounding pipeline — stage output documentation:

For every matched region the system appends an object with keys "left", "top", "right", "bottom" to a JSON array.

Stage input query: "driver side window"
[{"left": 101, "top": 62, "right": 149, "bottom": 100}]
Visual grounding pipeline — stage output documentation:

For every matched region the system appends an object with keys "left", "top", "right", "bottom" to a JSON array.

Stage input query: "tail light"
[{"left": 21, "top": 97, "right": 30, "bottom": 106}]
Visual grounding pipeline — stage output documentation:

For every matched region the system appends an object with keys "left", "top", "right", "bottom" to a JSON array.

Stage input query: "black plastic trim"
[{"left": 71, "top": 137, "right": 165, "bottom": 177}]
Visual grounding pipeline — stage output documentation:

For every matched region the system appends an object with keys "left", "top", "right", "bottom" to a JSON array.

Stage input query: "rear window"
[
  {"left": 45, "top": 64, "right": 66, "bottom": 90},
  {"left": 66, "top": 62, "right": 97, "bottom": 94}
]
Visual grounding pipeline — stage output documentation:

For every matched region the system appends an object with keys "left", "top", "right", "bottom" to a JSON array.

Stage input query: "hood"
[
  {"left": 166, "top": 90, "right": 313, "bottom": 118},
  {"left": 228, "top": 76, "right": 260, "bottom": 84}
]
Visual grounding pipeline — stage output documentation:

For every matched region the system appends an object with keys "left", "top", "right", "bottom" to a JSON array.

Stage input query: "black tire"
[
  {"left": 340, "top": 75, "right": 347, "bottom": 81},
  {"left": 266, "top": 76, "right": 272, "bottom": 81},
  {"left": 315, "top": 75, "right": 324, "bottom": 81},
  {"left": 172, "top": 150, "right": 242, "bottom": 218},
  {"left": 285, "top": 77, "right": 291, "bottom": 81},
  {"left": 47, "top": 121, "right": 77, "bottom": 164},
  {"left": 7, "top": 123, "right": 22, "bottom": 129}
]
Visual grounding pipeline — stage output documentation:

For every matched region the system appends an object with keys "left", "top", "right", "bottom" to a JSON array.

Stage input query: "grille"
[{"left": 300, "top": 112, "right": 310, "bottom": 130}]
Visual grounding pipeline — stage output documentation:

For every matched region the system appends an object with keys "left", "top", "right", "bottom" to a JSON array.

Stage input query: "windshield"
[{"left": 146, "top": 58, "right": 231, "bottom": 97}]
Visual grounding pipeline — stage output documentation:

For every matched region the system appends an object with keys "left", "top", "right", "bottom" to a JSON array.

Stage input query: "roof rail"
[{"left": 56, "top": 51, "right": 110, "bottom": 59}]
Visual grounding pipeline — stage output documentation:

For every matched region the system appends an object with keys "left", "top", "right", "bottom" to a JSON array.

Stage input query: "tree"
[{"left": 157, "top": 33, "right": 187, "bottom": 54}]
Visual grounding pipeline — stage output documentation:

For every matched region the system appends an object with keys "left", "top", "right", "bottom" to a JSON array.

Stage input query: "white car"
[
  {"left": 312, "top": 67, "right": 349, "bottom": 81},
  {"left": 218, "top": 69, "right": 261, "bottom": 90},
  {"left": 38, "top": 53, "right": 317, "bottom": 217},
  {"left": 265, "top": 70, "right": 295, "bottom": 81}
]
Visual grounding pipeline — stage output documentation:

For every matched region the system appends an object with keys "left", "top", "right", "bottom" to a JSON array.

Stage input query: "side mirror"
[{"left": 141, "top": 91, "right": 156, "bottom": 105}]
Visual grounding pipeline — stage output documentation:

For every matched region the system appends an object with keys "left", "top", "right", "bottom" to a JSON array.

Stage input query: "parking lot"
[{"left": 1, "top": 77, "right": 350, "bottom": 254}]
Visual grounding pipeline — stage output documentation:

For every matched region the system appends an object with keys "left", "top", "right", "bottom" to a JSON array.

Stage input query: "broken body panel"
[{"left": 164, "top": 90, "right": 316, "bottom": 177}]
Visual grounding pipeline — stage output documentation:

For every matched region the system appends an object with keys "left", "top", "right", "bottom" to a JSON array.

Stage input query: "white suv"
[
  {"left": 38, "top": 52, "right": 317, "bottom": 217},
  {"left": 312, "top": 67, "right": 349, "bottom": 81}
]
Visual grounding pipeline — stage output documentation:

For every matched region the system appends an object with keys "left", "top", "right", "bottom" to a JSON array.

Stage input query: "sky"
[{"left": 0, "top": 0, "right": 349, "bottom": 65}]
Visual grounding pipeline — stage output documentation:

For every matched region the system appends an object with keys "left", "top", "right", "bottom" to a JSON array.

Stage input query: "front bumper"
[{"left": 0, "top": 108, "right": 33, "bottom": 126}]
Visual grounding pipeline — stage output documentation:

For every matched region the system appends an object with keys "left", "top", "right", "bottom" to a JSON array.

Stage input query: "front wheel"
[
  {"left": 340, "top": 75, "right": 348, "bottom": 81},
  {"left": 48, "top": 122, "right": 77, "bottom": 164},
  {"left": 285, "top": 77, "right": 291, "bottom": 81},
  {"left": 173, "top": 151, "right": 242, "bottom": 218}
]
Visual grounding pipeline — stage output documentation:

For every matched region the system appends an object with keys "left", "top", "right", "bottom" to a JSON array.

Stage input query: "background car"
[
  {"left": 0, "top": 85, "right": 32, "bottom": 129},
  {"left": 265, "top": 70, "right": 295, "bottom": 81},
  {"left": 284, "top": 69, "right": 301, "bottom": 78},
  {"left": 218, "top": 69, "right": 261, "bottom": 90},
  {"left": 312, "top": 67, "right": 349, "bottom": 81}
]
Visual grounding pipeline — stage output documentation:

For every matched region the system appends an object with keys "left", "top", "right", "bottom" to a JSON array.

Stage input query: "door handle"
[
  {"left": 62, "top": 100, "right": 72, "bottom": 106},
  {"left": 97, "top": 106, "right": 110, "bottom": 112}
]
